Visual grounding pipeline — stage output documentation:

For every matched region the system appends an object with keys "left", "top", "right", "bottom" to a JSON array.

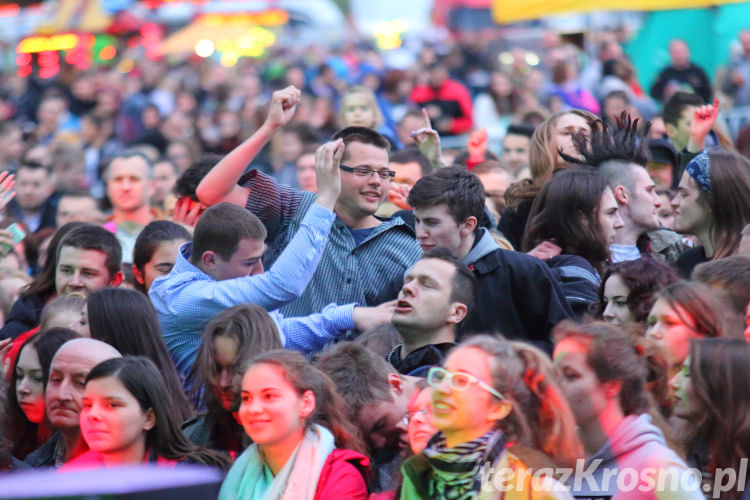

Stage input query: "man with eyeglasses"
[{"left": 196, "top": 86, "right": 422, "bottom": 317}]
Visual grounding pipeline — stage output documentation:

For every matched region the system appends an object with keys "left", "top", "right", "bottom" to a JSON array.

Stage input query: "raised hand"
[
  {"left": 172, "top": 196, "right": 205, "bottom": 228},
  {"left": 352, "top": 300, "right": 397, "bottom": 332},
  {"left": 314, "top": 139, "right": 344, "bottom": 211},
  {"left": 388, "top": 183, "right": 412, "bottom": 210},
  {"left": 688, "top": 98, "right": 719, "bottom": 152},
  {"left": 410, "top": 108, "right": 445, "bottom": 168},
  {"left": 466, "top": 128, "right": 488, "bottom": 168},
  {"left": 0, "top": 171, "right": 16, "bottom": 215},
  {"left": 527, "top": 240, "right": 562, "bottom": 261},
  {"left": 265, "top": 86, "right": 302, "bottom": 130}
]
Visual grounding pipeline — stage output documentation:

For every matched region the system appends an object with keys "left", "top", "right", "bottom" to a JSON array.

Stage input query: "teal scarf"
[{"left": 219, "top": 424, "right": 335, "bottom": 500}]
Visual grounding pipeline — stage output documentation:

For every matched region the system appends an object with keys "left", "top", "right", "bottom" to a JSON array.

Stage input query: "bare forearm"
[{"left": 196, "top": 122, "right": 278, "bottom": 205}]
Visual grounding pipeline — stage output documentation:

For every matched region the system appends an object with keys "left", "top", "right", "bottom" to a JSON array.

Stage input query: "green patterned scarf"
[{"left": 418, "top": 429, "right": 507, "bottom": 500}]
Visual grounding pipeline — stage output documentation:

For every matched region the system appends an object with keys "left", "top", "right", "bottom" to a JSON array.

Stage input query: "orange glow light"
[{"left": 99, "top": 45, "right": 116, "bottom": 60}]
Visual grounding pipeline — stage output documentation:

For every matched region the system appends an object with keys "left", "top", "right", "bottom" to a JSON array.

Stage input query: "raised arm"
[
  {"left": 411, "top": 108, "right": 447, "bottom": 169},
  {"left": 277, "top": 300, "right": 396, "bottom": 353},
  {"left": 687, "top": 98, "right": 719, "bottom": 153},
  {"left": 166, "top": 139, "right": 344, "bottom": 315},
  {"left": 196, "top": 86, "right": 301, "bottom": 207}
]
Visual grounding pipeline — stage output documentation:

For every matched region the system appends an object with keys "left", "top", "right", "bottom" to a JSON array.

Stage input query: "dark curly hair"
[{"left": 597, "top": 257, "right": 679, "bottom": 323}]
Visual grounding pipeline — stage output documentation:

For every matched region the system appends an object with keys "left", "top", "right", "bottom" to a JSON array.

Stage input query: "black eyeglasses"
[{"left": 339, "top": 164, "right": 396, "bottom": 180}]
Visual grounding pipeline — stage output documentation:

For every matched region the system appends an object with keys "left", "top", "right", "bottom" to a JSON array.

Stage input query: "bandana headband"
[{"left": 685, "top": 151, "right": 712, "bottom": 195}]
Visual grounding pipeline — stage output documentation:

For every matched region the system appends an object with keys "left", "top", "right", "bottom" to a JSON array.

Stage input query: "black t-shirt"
[{"left": 675, "top": 246, "right": 708, "bottom": 279}]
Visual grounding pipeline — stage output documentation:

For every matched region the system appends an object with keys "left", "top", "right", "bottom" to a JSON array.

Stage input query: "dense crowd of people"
[{"left": 0, "top": 22, "right": 750, "bottom": 500}]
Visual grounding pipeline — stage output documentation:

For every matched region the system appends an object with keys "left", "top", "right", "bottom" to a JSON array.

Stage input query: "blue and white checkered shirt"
[
  {"left": 149, "top": 203, "right": 356, "bottom": 379},
  {"left": 240, "top": 170, "right": 423, "bottom": 317}
]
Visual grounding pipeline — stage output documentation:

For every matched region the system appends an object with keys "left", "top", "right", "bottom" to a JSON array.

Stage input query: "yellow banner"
[{"left": 492, "top": 0, "right": 747, "bottom": 23}]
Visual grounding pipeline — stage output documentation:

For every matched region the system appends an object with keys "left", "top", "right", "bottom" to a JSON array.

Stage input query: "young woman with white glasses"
[{"left": 398, "top": 335, "right": 579, "bottom": 500}]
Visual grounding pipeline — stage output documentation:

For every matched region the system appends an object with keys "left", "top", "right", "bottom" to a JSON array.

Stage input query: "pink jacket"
[{"left": 314, "top": 449, "right": 370, "bottom": 500}]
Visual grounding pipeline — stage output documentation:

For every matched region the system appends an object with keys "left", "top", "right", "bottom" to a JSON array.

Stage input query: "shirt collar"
[{"left": 174, "top": 241, "right": 214, "bottom": 280}]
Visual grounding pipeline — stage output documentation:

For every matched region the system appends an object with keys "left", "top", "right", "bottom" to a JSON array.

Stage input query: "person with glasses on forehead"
[
  {"left": 196, "top": 86, "right": 421, "bottom": 318},
  {"left": 399, "top": 336, "right": 580, "bottom": 500}
]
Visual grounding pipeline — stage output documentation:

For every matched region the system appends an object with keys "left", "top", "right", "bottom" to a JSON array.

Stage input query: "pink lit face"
[
  {"left": 407, "top": 387, "right": 437, "bottom": 454},
  {"left": 238, "top": 363, "right": 313, "bottom": 449},
  {"left": 554, "top": 338, "right": 608, "bottom": 428},
  {"left": 646, "top": 297, "right": 699, "bottom": 376},
  {"left": 16, "top": 345, "right": 45, "bottom": 424},
  {"left": 81, "top": 376, "right": 153, "bottom": 459}
]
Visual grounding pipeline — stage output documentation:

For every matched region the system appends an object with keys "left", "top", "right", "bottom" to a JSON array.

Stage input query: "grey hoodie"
[
  {"left": 463, "top": 228, "right": 500, "bottom": 266},
  {"left": 569, "top": 414, "right": 703, "bottom": 500}
]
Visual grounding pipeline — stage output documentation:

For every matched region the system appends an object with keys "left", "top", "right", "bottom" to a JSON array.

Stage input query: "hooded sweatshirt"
[
  {"left": 462, "top": 227, "right": 500, "bottom": 265},
  {"left": 569, "top": 414, "right": 703, "bottom": 500}
]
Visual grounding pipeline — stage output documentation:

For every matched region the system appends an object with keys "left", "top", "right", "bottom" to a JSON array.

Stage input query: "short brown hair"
[
  {"left": 692, "top": 256, "right": 750, "bottom": 316},
  {"left": 190, "top": 203, "right": 266, "bottom": 264},
  {"left": 58, "top": 225, "right": 122, "bottom": 279},
  {"left": 315, "top": 342, "right": 395, "bottom": 420},
  {"left": 331, "top": 126, "right": 390, "bottom": 158}
]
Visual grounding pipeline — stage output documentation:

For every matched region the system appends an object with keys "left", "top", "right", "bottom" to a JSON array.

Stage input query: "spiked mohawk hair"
[{"left": 560, "top": 112, "right": 652, "bottom": 168}]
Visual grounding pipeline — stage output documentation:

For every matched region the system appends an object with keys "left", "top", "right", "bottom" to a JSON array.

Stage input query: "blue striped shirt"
[
  {"left": 240, "top": 170, "right": 423, "bottom": 317},
  {"left": 149, "top": 204, "right": 355, "bottom": 379}
]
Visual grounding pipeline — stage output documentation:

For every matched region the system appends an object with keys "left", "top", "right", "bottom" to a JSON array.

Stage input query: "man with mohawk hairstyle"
[{"left": 561, "top": 113, "right": 686, "bottom": 263}]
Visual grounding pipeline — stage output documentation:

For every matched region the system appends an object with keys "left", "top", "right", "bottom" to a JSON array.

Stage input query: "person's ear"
[
  {"left": 132, "top": 265, "right": 144, "bottom": 286},
  {"left": 300, "top": 390, "right": 316, "bottom": 419},
  {"left": 602, "top": 380, "right": 622, "bottom": 400},
  {"left": 387, "top": 372, "right": 405, "bottom": 396},
  {"left": 143, "top": 408, "right": 156, "bottom": 431},
  {"left": 201, "top": 251, "right": 217, "bottom": 270},
  {"left": 109, "top": 271, "right": 124, "bottom": 288},
  {"left": 613, "top": 185, "right": 628, "bottom": 205},
  {"left": 487, "top": 400, "right": 512, "bottom": 423},
  {"left": 447, "top": 302, "right": 468, "bottom": 325},
  {"left": 460, "top": 216, "right": 478, "bottom": 237}
]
